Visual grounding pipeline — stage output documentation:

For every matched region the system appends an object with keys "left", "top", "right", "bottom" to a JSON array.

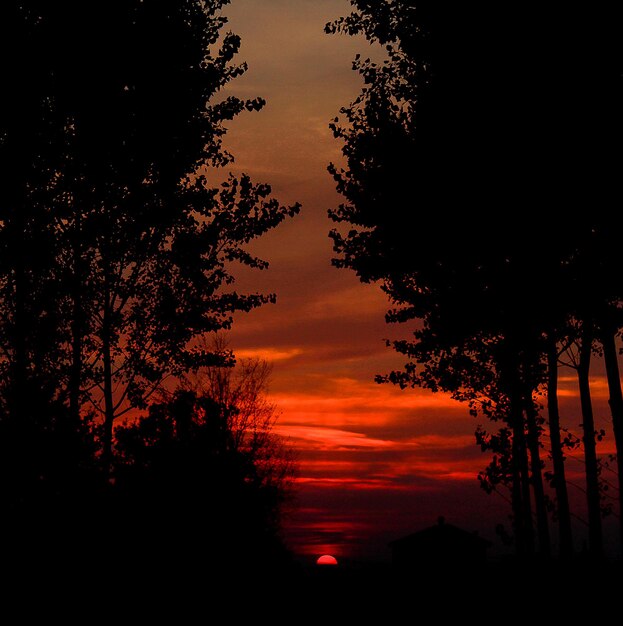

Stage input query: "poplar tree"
[
  {"left": 0, "top": 1, "right": 299, "bottom": 480},
  {"left": 327, "top": 2, "right": 623, "bottom": 556}
]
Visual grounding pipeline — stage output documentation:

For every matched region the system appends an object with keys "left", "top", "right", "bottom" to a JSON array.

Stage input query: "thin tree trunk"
[
  {"left": 600, "top": 329, "right": 623, "bottom": 551},
  {"left": 546, "top": 341, "right": 573, "bottom": 558},
  {"left": 511, "top": 391, "right": 534, "bottom": 555},
  {"left": 578, "top": 327, "right": 603, "bottom": 557},
  {"left": 101, "top": 272, "right": 115, "bottom": 478},
  {"left": 525, "top": 400, "right": 551, "bottom": 556},
  {"left": 510, "top": 447, "right": 525, "bottom": 555},
  {"left": 517, "top": 425, "right": 535, "bottom": 555},
  {"left": 69, "top": 300, "right": 82, "bottom": 423},
  {"left": 69, "top": 218, "right": 82, "bottom": 424}
]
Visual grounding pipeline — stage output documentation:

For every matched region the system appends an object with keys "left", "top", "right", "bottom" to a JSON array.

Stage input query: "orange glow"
[
  {"left": 557, "top": 375, "right": 610, "bottom": 398},
  {"left": 275, "top": 425, "right": 395, "bottom": 449},
  {"left": 316, "top": 555, "right": 338, "bottom": 566},
  {"left": 268, "top": 384, "right": 467, "bottom": 439},
  {"left": 273, "top": 378, "right": 463, "bottom": 415},
  {"left": 235, "top": 347, "right": 303, "bottom": 362},
  {"left": 296, "top": 477, "right": 413, "bottom": 491}
]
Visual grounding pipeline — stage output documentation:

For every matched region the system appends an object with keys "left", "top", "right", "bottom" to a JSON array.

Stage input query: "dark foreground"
[{"left": 2, "top": 554, "right": 621, "bottom": 620}]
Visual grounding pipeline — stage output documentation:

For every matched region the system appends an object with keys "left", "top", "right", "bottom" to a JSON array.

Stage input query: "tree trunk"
[
  {"left": 546, "top": 341, "right": 573, "bottom": 558},
  {"left": 578, "top": 327, "right": 603, "bottom": 557},
  {"left": 511, "top": 392, "right": 534, "bottom": 555},
  {"left": 504, "top": 348, "right": 534, "bottom": 557},
  {"left": 600, "top": 329, "right": 623, "bottom": 551},
  {"left": 518, "top": 425, "right": 535, "bottom": 556},
  {"left": 510, "top": 446, "right": 525, "bottom": 555},
  {"left": 101, "top": 273, "right": 115, "bottom": 478},
  {"left": 69, "top": 219, "right": 82, "bottom": 424},
  {"left": 525, "top": 400, "right": 551, "bottom": 556},
  {"left": 69, "top": 299, "right": 82, "bottom": 423}
]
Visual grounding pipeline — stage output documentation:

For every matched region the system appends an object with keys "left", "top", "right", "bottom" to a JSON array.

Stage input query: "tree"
[
  {"left": 559, "top": 327, "right": 603, "bottom": 556},
  {"left": 327, "top": 2, "right": 623, "bottom": 557},
  {"left": 113, "top": 356, "right": 296, "bottom": 574},
  {"left": 327, "top": 1, "right": 551, "bottom": 555},
  {"left": 0, "top": 3, "right": 70, "bottom": 422},
  {"left": 0, "top": 1, "right": 300, "bottom": 477},
  {"left": 545, "top": 339, "right": 573, "bottom": 559},
  {"left": 0, "top": 5, "right": 95, "bottom": 540},
  {"left": 576, "top": 223, "right": 623, "bottom": 550}
]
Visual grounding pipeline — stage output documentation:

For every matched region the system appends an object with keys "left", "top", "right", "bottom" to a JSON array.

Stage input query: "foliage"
[
  {"left": 0, "top": 1, "right": 299, "bottom": 462},
  {"left": 0, "top": 2, "right": 299, "bottom": 571},
  {"left": 328, "top": 1, "right": 623, "bottom": 555},
  {"left": 114, "top": 358, "right": 296, "bottom": 567}
]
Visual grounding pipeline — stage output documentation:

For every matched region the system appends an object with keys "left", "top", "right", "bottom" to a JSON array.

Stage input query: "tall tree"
[
  {"left": 546, "top": 340, "right": 573, "bottom": 558},
  {"left": 0, "top": 1, "right": 299, "bottom": 477},
  {"left": 326, "top": 2, "right": 623, "bottom": 556},
  {"left": 326, "top": 0, "right": 532, "bottom": 552},
  {"left": 0, "top": 3, "right": 69, "bottom": 419},
  {"left": 566, "top": 10, "right": 623, "bottom": 549},
  {"left": 559, "top": 327, "right": 604, "bottom": 556}
]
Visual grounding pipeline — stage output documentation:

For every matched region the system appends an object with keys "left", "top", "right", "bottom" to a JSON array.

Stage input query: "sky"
[{"left": 217, "top": 0, "right": 620, "bottom": 562}]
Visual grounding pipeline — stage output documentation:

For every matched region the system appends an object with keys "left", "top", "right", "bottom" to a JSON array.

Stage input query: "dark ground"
[{"left": 2, "top": 553, "right": 620, "bottom": 620}]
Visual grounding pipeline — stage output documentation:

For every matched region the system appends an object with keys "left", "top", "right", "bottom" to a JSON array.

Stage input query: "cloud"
[
  {"left": 236, "top": 347, "right": 303, "bottom": 362},
  {"left": 220, "top": 0, "right": 375, "bottom": 202},
  {"left": 275, "top": 425, "right": 396, "bottom": 450},
  {"left": 206, "top": 0, "right": 623, "bottom": 561},
  {"left": 270, "top": 378, "right": 466, "bottom": 434}
]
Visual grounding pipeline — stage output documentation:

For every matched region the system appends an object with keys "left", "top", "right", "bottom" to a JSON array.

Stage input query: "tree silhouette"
[
  {"left": 579, "top": 222, "right": 623, "bottom": 549},
  {"left": 0, "top": 2, "right": 299, "bottom": 480},
  {"left": 0, "top": 3, "right": 69, "bottom": 423},
  {"left": 114, "top": 357, "right": 295, "bottom": 575},
  {"left": 0, "top": 2, "right": 300, "bottom": 576},
  {"left": 0, "top": 5, "right": 92, "bottom": 541},
  {"left": 327, "top": 1, "right": 540, "bottom": 555},
  {"left": 559, "top": 326, "right": 603, "bottom": 556},
  {"left": 545, "top": 339, "right": 573, "bottom": 558},
  {"left": 328, "top": 2, "right": 623, "bottom": 557}
]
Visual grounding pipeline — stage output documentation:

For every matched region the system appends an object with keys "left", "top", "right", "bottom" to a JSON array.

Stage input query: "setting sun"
[{"left": 316, "top": 555, "right": 338, "bottom": 566}]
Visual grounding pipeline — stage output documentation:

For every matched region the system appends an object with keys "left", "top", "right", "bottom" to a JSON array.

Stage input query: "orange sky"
[{"left": 217, "top": 0, "right": 621, "bottom": 562}]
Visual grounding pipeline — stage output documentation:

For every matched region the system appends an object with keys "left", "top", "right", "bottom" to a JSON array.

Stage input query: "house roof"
[{"left": 389, "top": 517, "right": 493, "bottom": 549}]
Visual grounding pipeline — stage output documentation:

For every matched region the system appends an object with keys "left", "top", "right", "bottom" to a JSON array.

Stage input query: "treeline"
[
  {"left": 328, "top": 1, "right": 623, "bottom": 558},
  {"left": 0, "top": 1, "right": 298, "bottom": 573}
]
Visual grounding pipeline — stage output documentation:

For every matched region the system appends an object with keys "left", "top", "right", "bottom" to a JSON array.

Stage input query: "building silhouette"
[{"left": 390, "top": 517, "right": 492, "bottom": 570}]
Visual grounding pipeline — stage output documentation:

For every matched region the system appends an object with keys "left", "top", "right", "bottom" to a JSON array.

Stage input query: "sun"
[{"left": 316, "top": 554, "right": 338, "bottom": 566}]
